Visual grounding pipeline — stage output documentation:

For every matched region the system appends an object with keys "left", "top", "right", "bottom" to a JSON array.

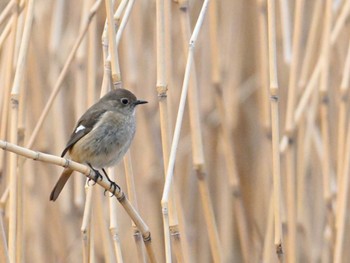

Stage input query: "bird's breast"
[{"left": 70, "top": 111, "right": 136, "bottom": 168}]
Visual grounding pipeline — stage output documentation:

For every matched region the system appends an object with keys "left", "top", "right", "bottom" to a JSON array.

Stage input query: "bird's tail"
[{"left": 49, "top": 168, "right": 73, "bottom": 201}]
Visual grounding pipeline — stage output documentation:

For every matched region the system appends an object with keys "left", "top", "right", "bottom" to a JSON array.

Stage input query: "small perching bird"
[{"left": 50, "top": 89, "right": 147, "bottom": 201}]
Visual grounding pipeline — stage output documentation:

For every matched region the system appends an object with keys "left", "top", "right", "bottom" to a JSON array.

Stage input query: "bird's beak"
[{"left": 134, "top": 100, "right": 148, "bottom": 105}]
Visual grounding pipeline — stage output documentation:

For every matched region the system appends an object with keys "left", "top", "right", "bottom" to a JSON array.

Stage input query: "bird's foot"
[
  {"left": 102, "top": 168, "right": 120, "bottom": 197},
  {"left": 87, "top": 163, "right": 103, "bottom": 185}
]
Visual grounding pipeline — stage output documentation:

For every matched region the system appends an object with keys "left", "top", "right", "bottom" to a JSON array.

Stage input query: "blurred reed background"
[{"left": 0, "top": 0, "right": 350, "bottom": 262}]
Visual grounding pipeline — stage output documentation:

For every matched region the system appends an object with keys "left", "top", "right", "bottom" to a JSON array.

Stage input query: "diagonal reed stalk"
[
  {"left": 0, "top": 139, "right": 156, "bottom": 260},
  {"left": 25, "top": 0, "right": 103, "bottom": 150},
  {"left": 156, "top": 0, "right": 189, "bottom": 262}
]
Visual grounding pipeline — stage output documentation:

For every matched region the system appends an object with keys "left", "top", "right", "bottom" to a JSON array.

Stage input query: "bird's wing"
[{"left": 61, "top": 105, "right": 109, "bottom": 157}]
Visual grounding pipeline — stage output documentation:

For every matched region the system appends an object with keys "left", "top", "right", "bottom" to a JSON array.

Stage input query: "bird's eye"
[{"left": 121, "top": 98, "right": 129, "bottom": 105}]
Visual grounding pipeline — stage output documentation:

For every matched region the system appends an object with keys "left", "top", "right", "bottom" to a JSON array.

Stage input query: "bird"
[{"left": 50, "top": 88, "right": 147, "bottom": 201}]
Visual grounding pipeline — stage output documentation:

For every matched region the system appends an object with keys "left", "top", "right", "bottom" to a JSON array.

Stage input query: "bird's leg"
[
  {"left": 87, "top": 163, "right": 103, "bottom": 185},
  {"left": 102, "top": 168, "right": 120, "bottom": 197}
]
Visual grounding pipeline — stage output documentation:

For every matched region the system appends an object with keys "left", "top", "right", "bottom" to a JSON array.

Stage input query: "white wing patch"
[{"left": 75, "top": 125, "right": 86, "bottom": 133}]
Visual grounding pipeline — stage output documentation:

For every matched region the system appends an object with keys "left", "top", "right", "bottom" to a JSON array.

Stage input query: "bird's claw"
[{"left": 104, "top": 181, "right": 119, "bottom": 197}]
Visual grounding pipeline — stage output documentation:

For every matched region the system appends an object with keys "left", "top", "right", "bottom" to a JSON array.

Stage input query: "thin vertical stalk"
[
  {"left": 210, "top": 3, "right": 251, "bottom": 259},
  {"left": 333, "top": 120, "right": 350, "bottom": 263},
  {"left": 284, "top": 0, "right": 304, "bottom": 262},
  {"left": 336, "top": 37, "right": 350, "bottom": 202},
  {"left": 278, "top": 0, "right": 292, "bottom": 63},
  {"left": 108, "top": 168, "right": 124, "bottom": 262},
  {"left": 81, "top": 186, "right": 93, "bottom": 263},
  {"left": 104, "top": 0, "right": 121, "bottom": 87},
  {"left": 178, "top": 1, "right": 222, "bottom": 262},
  {"left": 298, "top": 0, "right": 322, "bottom": 90},
  {"left": 319, "top": 0, "right": 332, "bottom": 214},
  {"left": 74, "top": 0, "right": 90, "bottom": 208},
  {"left": 7, "top": 1, "right": 20, "bottom": 261},
  {"left": 267, "top": 0, "right": 283, "bottom": 257},
  {"left": 123, "top": 153, "right": 146, "bottom": 263},
  {"left": 156, "top": 0, "right": 187, "bottom": 262}
]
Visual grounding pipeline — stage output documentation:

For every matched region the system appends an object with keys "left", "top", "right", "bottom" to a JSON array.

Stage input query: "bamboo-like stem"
[
  {"left": 123, "top": 152, "right": 146, "bottom": 263},
  {"left": 330, "top": 0, "right": 350, "bottom": 45},
  {"left": 95, "top": 192, "right": 115, "bottom": 263},
  {"left": 283, "top": 1, "right": 304, "bottom": 262},
  {"left": 0, "top": 0, "right": 16, "bottom": 27},
  {"left": 104, "top": 0, "right": 121, "bottom": 87},
  {"left": 113, "top": 0, "right": 128, "bottom": 23},
  {"left": 333, "top": 24, "right": 350, "bottom": 263},
  {"left": 0, "top": 208, "right": 9, "bottom": 263},
  {"left": 298, "top": 0, "right": 322, "bottom": 90},
  {"left": 262, "top": 196, "right": 275, "bottom": 263},
  {"left": 0, "top": 18, "right": 12, "bottom": 50},
  {"left": 156, "top": 0, "right": 187, "bottom": 262},
  {"left": 81, "top": 185, "right": 94, "bottom": 263},
  {"left": 210, "top": 1, "right": 251, "bottom": 261},
  {"left": 25, "top": 0, "right": 102, "bottom": 149},
  {"left": 266, "top": 0, "right": 284, "bottom": 257},
  {"left": 161, "top": 0, "right": 209, "bottom": 260},
  {"left": 336, "top": 37, "right": 350, "bottom": 203},
  {"left": 115, "top": 0, "right": 134, "bottom": 47},
  {"left": 7, "top": 1, "right": 21, "bottom": 262},
  {"left": 333, "top": 121, "right": 350, "bottom": 263},
  {"left": 278, "top": 0, "right": 292, "bottom": 63},
  {"left": 0, "top": 139, "right": 157, "bottom": 262},
  {"left": 74, "top": 0, "right": 90, "bottom": 208},
  {"left": 319, "top": 0, "right": 332, "bottom": 211},
  {"left": 108, "top": 168, "right": 124, "bottom": 263},
  {"left": 214, "top": 87, "right": 251, "bottom": 262},
  {"left": 179, "top": 3, "right": 222, "bottom": 262},
  {"left": 256, "top": 0, "right": 271, "bottom": 133}
]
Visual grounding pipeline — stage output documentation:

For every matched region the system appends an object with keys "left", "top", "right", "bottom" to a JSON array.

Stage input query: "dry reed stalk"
[
  {"left": 333, "top": 119, "right": 350, "bottom": 262},
  {"left": 210, "top": 3, "right": 252, "bottom": 256},
  {"left": 108, "top": 168, "right": 124, "bottom": 262},
  {"left": 7, "top": 1, "right": 22, "bottom": 262},
  {"left": 81, "top": 185, "right": 94, "bottom": 263},
  {"left": 162, "top": 1, "right": 217, "bottom": 262},
  {"left": 0, "top": 18, "right": 12, "bottom": 49},
  {"left": 256, "top": 0, "right": 271, "bottom": 133},
  {"left": 263, "top": 196, "right": 276, "bottom": 262},
  {"left": 49, "top": 0, "right": 74, "bottom": 211},
  {"left": 96, "top": 191, "right": 116, "bottom": 263},
  {"left": 278, "top": 0, "right": 292, "bottom": 63},
  {"left": 115, "top": 0, "right": 134, "bottom": 48},
  {"left": 104, "top": 0, "right": 121, "bottom": 87},
  {"left": 25, "top": 0, "right": 102, "bottom": 149},
  {"left": 333, "top": 33, "right": 350, "bottom": 263},
  {"left": 113, "top": 0, "right": 128, "bottom": 24},
  {"left": 319, "top": 0, "right": 333, "bottom": 229},
  {"left": 266, "top": 0, "right": 284, "bottom": 257},
  {"left": 283, "top": 1, "right": 304, "bottom": 262},
  {"left": 156, "top": 0, "right": 187, "bottom": 262},
  {"left": 0, "top": 0, "right": 16, "bottom": 27},
  {"left": 106, "top": 1, "right": 151, "bottom": 260},
  {"left": 336, "top": 37, "right": 350, "bottom": 197},
  {"left": 298, "top": 0, "right": 322, "bottom": 90},
  {"left": 0, "top": 208, "right": 9, "bottom": 263},
  {"left": 214, "top": 87, "right": 251, "bottom": 262},
  {"left": 74, "top": 0, "right": 90, "bottom": 208},
  {"left": 0, "top": 139, "right": 156, "bottom": 259},
  {"left": 123, "top": 153, "right": 146, "bottom": 263},
  {"left": 178, "top": 1, "right": 222, "bottom": 262},
  {"left": 330, "top": 0, "right": 350, "bottom": 45}
]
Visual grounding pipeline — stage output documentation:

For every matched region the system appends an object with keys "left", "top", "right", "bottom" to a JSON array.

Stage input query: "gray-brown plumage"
[{"left": 50, "top": 89, "right": 147, "bottom": 201}]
